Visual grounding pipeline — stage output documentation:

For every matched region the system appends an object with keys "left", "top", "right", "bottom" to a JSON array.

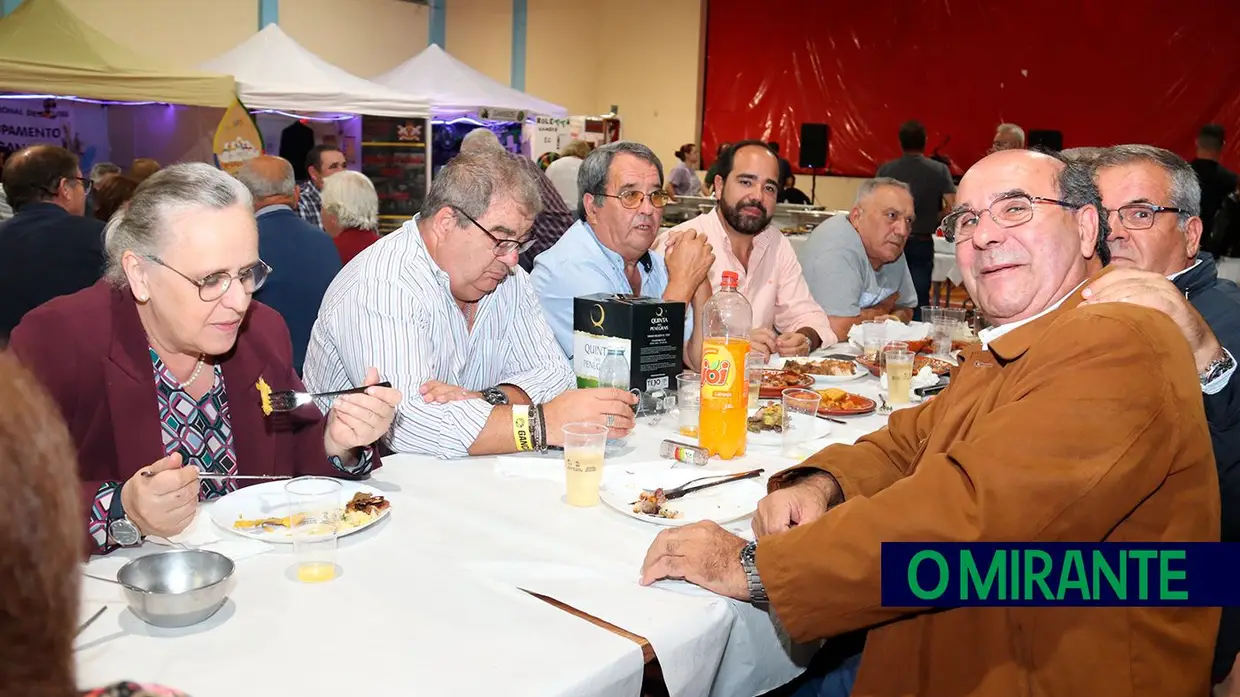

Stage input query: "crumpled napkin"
[
  {"left": 879, "top": 365, "right": 939, "bottom": 392},
  {"left": 847, "top": 319, "right": 931, "bottom": 347}
]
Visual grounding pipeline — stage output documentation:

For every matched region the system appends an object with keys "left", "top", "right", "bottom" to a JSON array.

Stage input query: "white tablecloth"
[
  {"left": 1217, "top": 256, "right": 1240, "bottom": 284},
  {"left": 77, "top": 346, "right": 898, "bottom": 697},
  {"left": 933, "top": 236, "right": 960, "bottom": 284}
]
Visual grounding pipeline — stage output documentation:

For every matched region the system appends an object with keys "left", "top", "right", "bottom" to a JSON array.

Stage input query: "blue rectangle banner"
[{"left": 880, "top": 543, "right": 1240, "bottom": 607}]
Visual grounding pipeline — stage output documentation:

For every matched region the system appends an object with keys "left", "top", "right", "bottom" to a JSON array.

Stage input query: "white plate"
[
  {"left": 208, "top": 479, "right": 390, "bottom": 544},
  {"left": 600, "top": 469, "right": 767, "bottom": 527}
]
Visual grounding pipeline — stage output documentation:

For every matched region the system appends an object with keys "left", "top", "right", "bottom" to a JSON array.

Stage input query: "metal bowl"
[{"left": 116, "top": 549, "right": 236, "bottom": 628}]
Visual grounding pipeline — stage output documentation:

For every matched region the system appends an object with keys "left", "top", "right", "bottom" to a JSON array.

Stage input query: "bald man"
[
  {"left": 639, "top": 149, "right": 1219, "bottom": 697},
  {"left": 236, "top": 156, "right": 342, "bottom": 374}
]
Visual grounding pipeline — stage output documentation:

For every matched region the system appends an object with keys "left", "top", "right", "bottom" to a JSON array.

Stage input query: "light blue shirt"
[{"left": 531, "top": 219, "right": 692, "bottom": 359}]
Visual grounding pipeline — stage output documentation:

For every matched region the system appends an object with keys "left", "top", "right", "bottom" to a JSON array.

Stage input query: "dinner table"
[{"left": 76, "top": 343, "right": 915, "bottom": 697}]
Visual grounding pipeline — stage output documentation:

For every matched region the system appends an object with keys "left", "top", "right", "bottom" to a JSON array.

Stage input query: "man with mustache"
[
  {"left": 1081, "top": 144, "right": 1240, "bottom": 694},
  {"left": 531, "top": 142, "right": 715, "bottom": 368},
  {"left": 638, "top": 149, "right": 1219, "bottom": 697},
  {"left": 655, "top": 140, "right": 835, "bottom": 358},
  {"left": 801, "top": 177, "right": 918, "bottom": 338},
  {"left": 303, "top": 148, "right": 637, "bottom": 458}
]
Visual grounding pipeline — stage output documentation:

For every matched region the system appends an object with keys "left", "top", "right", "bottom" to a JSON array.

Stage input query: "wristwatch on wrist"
[
  {"left": 739, "top": 541, "right": 768, "bottom": 605},
  {"left": 481, "top": 386, "right": 510, "bottom": 406},
  {"left": 107, "top": 485, "right": 142, "bottom": 547},
  {"left": 1200, "top": 349, "right": 1235, "bottom": 386}
]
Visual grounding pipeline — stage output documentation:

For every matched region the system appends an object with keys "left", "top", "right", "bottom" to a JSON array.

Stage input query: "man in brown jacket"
[{"left": 640, "top": 149, "right": 1221, "bottom": 697}]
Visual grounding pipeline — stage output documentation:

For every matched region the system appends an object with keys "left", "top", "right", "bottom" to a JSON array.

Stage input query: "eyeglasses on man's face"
[
  {"left": 597, "top": 189, "right": 673, "bottom": 210},
  {"left": 1107, "top": 203, "right": 1184, "bottom": 231},
  {"left": 451, "top": 206, "right": 534, "bottom": 256},
  {"left": 939, "top": 193, "right": 1077, "bottom": 243},
  {"left": 146, "top": 256, "right": 272, "bottom": 302}
]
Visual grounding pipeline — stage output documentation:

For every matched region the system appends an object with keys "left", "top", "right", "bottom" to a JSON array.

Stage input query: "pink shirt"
[{"left": 658, "top": 211, "right": 837, "bottom": 345}]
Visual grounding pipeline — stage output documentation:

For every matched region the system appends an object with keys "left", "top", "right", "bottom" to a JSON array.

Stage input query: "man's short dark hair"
[
  {"left": 1042, "top": 148, "right": 1112, "bottom": 266},
  {"left": 1198, "top": 124, "right": 1226, "bottom": 152},
  {"left": 767, "top": 141, "right": 781, "bottom": 154},
  {"left": 714, "top": 139, "right": 780, "bottom": 185},
  {"left": 0, "top": 145, "right": 79, "bottom": 211},
  {"left": 898, "top": 121, "right": 927, "bottom": 152},
  {"left": 305, "top": 145, "right": 344, "bottom": 174}
]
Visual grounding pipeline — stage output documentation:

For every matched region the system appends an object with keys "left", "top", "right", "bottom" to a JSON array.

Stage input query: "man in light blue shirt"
[{"left": 531, "top": 141, "right": 714, "bottom": 368}]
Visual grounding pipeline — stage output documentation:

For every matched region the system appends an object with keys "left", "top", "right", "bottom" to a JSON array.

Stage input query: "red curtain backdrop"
[{"left": 702, "top": 0, "right": 1240, "bottom": 177}]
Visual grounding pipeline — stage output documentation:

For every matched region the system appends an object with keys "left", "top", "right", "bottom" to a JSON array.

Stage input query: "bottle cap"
[{"left": 721, "top": 271, "right": 739, "bottom": 288}]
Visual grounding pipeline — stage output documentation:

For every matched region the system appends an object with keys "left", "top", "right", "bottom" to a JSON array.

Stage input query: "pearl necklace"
[{"left": 183, "top": 355, "right": 207, "bottom": 386}]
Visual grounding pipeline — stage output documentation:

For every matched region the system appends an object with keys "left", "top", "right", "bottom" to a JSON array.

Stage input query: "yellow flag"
[{"left": 212, "top": 99, "right": 263, "bottom": 174}]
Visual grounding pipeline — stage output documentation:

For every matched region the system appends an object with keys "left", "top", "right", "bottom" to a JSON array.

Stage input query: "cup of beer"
[
  {"left": 885, "top": 349, "right": 914, "bottom": 405},
  {"left": 562, "top": 422, "right": 609, "bottom": 506}
]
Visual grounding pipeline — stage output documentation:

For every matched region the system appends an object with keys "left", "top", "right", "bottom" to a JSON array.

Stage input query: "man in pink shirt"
[{"left": 656, "top": 140, "right": 836, "bottom": 357}]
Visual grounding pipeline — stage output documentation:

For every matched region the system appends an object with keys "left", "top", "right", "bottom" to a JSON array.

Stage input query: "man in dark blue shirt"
[
  {"left": 1087, "top": 144, "right": 1240, "bottom": 690},
  {"left": 236, "top": 156, "right": 342, "bottom": 375}
]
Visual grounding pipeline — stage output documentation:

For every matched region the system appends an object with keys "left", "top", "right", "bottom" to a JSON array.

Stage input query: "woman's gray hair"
[
  {"left": 103, "top": 163, "right": 253, "bottom": 286},
  {"left": 322, "top": 170, "right": 378, "bottom": 231},
  {"left": 1091, "top": 144, "right": 1202, "bottom": 224},
  {"left": 853, "top": 177, "right": 911, "bottom": 206},
  {"left": 420, "top": 150, "right": 541, "bottom": 226},
  {"left": 575, "top": 141, "right": 664, "bottom": 220}
]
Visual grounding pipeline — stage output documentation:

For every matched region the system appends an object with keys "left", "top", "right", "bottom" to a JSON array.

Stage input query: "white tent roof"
[
  {"left": 198, "top": 25, "right": 429, "bottom": 118},
  {"left": 373, "top": 44, "right": 566, "bottom": 118}
]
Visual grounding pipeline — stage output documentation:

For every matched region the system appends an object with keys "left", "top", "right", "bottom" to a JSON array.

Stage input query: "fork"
[
  {"left": 630, "top": 468, "right": 765, "bottom": 504},
  {"left": 878, "top": 394, "right": 893, "bottom": 415},
  {"left": 267, "top": 381, "right": 392, "bottom": 412}
]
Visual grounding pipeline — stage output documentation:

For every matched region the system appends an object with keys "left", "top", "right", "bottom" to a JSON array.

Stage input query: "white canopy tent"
[
  {"left": 373, "top": 44, "right": 566, "bottom": 119},
  {"left": 197, "top": 24, "right": 430, "bottom": 118}
]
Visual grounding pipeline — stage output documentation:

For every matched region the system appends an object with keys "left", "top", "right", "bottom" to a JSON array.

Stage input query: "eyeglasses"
[
  {"left": 42, "top": 176, "right": 91, "bottom": 197},
  {"left": 146, "top": 256, "right": 272, "bottom": 301},
  {"left": 598, "top": 190, "right": 673, "bottom": 210},
  {"left": 451, "top": 206, "right": 534, "bottom": 256},
  {"left": 72, "top": 176, "right": 92, "bottom": 193},
  {"left": 939, "top": 194, "right": 1077, "bottom": 243},
  {"left": 1107, "top": 203, "right": 1184, "bottom": 231}
]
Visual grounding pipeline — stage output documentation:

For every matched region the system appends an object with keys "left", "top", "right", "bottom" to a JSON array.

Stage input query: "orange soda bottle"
[{"left": 699, "top": 271, "right": 752, "bottom": 460}]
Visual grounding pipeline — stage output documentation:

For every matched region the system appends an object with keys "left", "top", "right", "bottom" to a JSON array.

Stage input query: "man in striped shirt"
[{"left": 303, "top": 149, "right": 638, "bottom": 458}]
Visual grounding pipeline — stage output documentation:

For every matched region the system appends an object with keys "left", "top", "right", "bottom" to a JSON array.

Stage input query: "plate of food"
[
  {"left": 208, "top": 480, "right": 391, "bottom": 543},
  {"left": 782, "top": 358, "right": 865, "bottom": 384},
  {"left": 599, "top": 470, "right": 767, "bottom": 527},
  {"left": 746, "top": 401, "right": 832, "bottom": 446},
  {"left": 757, "top": 369, "right": 815, "bottom": 399},
  {"left": 816, "top": 388, "right": 877, "bottom": 416},
  {"left": 857, "top": 353, "right": 957, "bottom": 378}
]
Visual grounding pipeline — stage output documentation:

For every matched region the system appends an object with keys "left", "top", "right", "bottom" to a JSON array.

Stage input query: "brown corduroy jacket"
[{"left": 757, "top": 283, "right": 1220, "bottom": 697}]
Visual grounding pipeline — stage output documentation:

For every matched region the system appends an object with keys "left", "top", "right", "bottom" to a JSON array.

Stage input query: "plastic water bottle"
[
  {"left": 598, "top": 348, "right": 630, "bottom": 453},
  {"left": 598, "top": 348, "right": 630, "bottom": 390}
]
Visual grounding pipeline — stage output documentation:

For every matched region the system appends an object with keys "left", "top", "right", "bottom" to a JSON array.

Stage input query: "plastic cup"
[
  {"left": 286, "top": 477, "right": 343, "bottom": 584},
  {"left": 563, "top": 422, "right": 608, "bottom": 507},
  {"left": 746, "top": 351, "right": 766, "bottom": 409},
  {"left": 885, "top": 349, "right": 914, "bottom": 405},
  {"left": 780, "top": 388, "right": 823, "bottom": 459},
  {"left": 676, "top": 372, "right": 700, "bottom": 438},
  {"left": 880, "top": 340, "right": 909, "bottom": 376},
  {"left": 861, "top": 320, "right": 886, "bottom": 362}
]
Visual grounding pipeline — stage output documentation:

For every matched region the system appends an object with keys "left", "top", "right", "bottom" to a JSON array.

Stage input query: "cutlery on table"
[
  {"left": 630, "top": 468, "right": 765, "bottom": 505},
  {"left": 140, "top": 471, "right": 291, "bottom": 481},
  {"left": 817, "top": 415, "right": 848, "bottom": 425},
  {"left": 83, "top": 573, "right": 148, "bottom": 594},
  {"left": 267, "top": 381, "right": 393, "bottom": 412},
  {"left": 76, "top": 606, "right": 108, "bottom": 637},
  {"left": 878, "top": 394, "right": 893, "bottom": 415}
]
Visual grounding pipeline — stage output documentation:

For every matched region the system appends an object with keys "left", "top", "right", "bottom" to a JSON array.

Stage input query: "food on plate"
[
  {"left": 900, "top": 338, "right": 933, "bottom": 354},
  {"left": 342, "top": 492, "right": 392, "bottom": 528},
  {"left": 915, "top": 355, "right": 955, "bottom": 376},
  {"left": 633, "top": 488, "right": 681, "bottom": 519},
  {"left": 817, "top": 388, "right": 873, "bottom": 412},
  {"left": 759, "top": 369, "right": 814, "bottom": 390},
  {"left": 785, "top": 359, "right": 858, "bottom": 377},
  {"left": 233, "top": 513, "right": 305, "bottom": 530},
  {"left": 748, "top": 402, "right": 784, "bottom": 433},
  {"left": 256, "top": 376, "right": 273, "bottom": 416}
]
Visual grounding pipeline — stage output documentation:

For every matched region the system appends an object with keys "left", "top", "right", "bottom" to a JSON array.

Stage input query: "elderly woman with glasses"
[{"left": 8, "top": 163, "right": 401, "bottom": 555}]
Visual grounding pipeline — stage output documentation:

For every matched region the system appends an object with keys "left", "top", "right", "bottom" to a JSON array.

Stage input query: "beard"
[{"left": 721, "top": 197, "right": 772, "bottom": 235}]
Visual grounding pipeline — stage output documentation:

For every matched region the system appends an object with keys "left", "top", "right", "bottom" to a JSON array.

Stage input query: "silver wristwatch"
[
  {"left": 481, "top": 386, "right": 509, "bottom": 406},
  {"left": 108, "top": 516, "right": 142, "bottom": 547},
  {"left": 1200, "top": 350, "right": 1235, "bottom": 387},
  {"left": 740, "top": 541, "right": 768, "bottom": 605}
]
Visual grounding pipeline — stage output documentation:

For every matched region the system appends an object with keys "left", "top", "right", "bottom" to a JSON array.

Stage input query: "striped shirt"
[
  {"left": 297, "top": 180, "right": 323, "bottom": 228},
  {"left": 302, "top": 217, "right": 575, "bottom": 458}
]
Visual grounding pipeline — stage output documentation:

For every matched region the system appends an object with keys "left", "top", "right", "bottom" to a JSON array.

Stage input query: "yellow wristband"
[{"left": 512, "top": 405, "right": 533, "bottom": 452}]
